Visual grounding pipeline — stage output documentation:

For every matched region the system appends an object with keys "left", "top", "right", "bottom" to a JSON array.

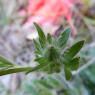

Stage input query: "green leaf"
[
  {"left": 33, "top": 80, "right": 52, "bottom": 95},
  {"left": 45, "top": 76, "right": 61, "bottom": 88},
  {"left": 24, "top": 84, "right": 38, "bottom": 95},
  {"left": 68, "top": 57, "right": 80, "bottom": 70},
  {"left": 64, "top": 66, "right": 72, "bottom": 80},
  {"left": 33, "top": 39, "right": 42, "bottom": 55},
  {"left": 47, "top": 33, "right": 52, "bottom": 44},
  {"left": 64, "top": 40, "right": 84, "bottom": 61},
  {"left": 37, "top": 80, "right": 53, "bottom": 89},
  {"left": 0, "top": 62, "right": 12, "bottom": 68},
  {"left": 46, "top": 46, "right": 59, "bottom": 61},
  {"left": 0, "top": 56, "right": 15, "bottom": 67},
  {"left": 34, "top": 22, "right": 46, "bottom": 47},
  {"left": 33, "top": 40, "right": 40, "bottom": 51},
  {"left": 58, "top": 28, "right": 71, "bottom": 48},
  {"left": 35, "top": 57, "right": 48, "bottom": 64}
]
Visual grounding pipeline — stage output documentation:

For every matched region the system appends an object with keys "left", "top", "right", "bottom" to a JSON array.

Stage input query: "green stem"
[
  {"left": 0, "top": 63, "right": 47, "bottom": 76},
  {"left": 0, "top": 67, "right": 32, "bottom": 76}
]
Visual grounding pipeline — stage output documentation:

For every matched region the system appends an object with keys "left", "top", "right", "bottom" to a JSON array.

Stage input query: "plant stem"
[{"left": 0, "top": 62, "right": 48, "bottom": 76}]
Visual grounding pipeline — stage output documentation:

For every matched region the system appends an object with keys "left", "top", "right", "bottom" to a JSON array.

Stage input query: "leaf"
[
  {"left": 47, "top": 33, "right": 52, "bottom": 44},
  {"left": 33, "top": 40, "right": 40, "bottom": 51},
  {"left": 64, "top": 40, "right": 84, "bottom": 61},
  {"left": 45, "top": 76, "right": 61, "bottom": 88},
  {"left": 33, "top": 80, "right": 52, "bottom": 95},
  {"left": 0, "top": 62, "right": 12, "bottom": 68},
  {"left": 0, "top": 56, "right": 15, "bottom": 67},
  {"left": 58, "top": 28, "right": 71, "bottom": 48},
  {"left": 35, "top": 57, "right": 48, "bottom": 64},
  {"left": 34, "top": 22, "right": 46, "bottom": 47},
  {"left": 24, "top": 84, "right": 38, "bottom": 95},
  {"left": 46, "top": 46, "right": 59, "bottom": 61},
  {"left": 33, "top": 39, "right": 42, "bottom": 55},
  {"left": 37, "top": 80, "right": 53, "bottom": 89},
  {"left": 68, "top": 57, "right": 80, "bottom": 70},
  {"left": 64, "top": 66, "right": 72, "bottom": 80}
]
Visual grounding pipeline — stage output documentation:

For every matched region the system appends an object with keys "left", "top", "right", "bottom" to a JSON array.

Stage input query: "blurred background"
[{"left": 0, "top": 0, "right": 95, "bottom": 95}]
